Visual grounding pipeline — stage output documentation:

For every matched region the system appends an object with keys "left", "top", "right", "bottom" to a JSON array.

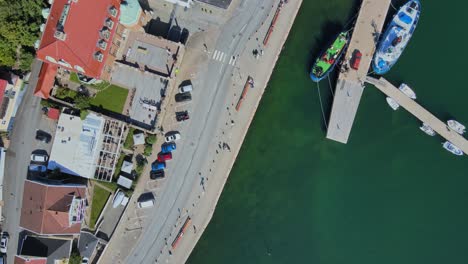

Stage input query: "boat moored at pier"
[
  {"left": 386, "top": 97, "right": 400, "bottom": 110},
  {"left": 420, "top": 123, "right": 436, "bottom": 136},
  {"left": 442, "top": 141, "right": 464, "bottom": 156},
  {"left": 310, "top": 32, "right": 349, "bottom": 82},
  {"left": 373, "top": 0, "right": 421, "bottom": 74},
  {"left": 447, "top": 120, "right": 466, "bottom": 135},
  {"left": 398, "top": 83, "right": 416, "bottom": 99}
]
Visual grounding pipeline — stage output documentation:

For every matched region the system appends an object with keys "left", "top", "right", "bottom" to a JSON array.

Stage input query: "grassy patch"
[
  {"left": 89, "top": 185, "right": 111, "bottom": 230},
  {"left": 96, "top": 180, "right": 118, "bottom": 192},
  {"left": 91, "top": 85, "right": 128, "bottom": 113},
  {"left": 55, "top": 87, "right": 78, "bottom": 100},
  {"left": 113, "top": 154, "right": 126, "bottom": 178},
  {"left": 123, "top": 127, "right": 135, "bottom": 149},
  {"left": 69, "top": 72, "right": 80, "bottom": 84}
]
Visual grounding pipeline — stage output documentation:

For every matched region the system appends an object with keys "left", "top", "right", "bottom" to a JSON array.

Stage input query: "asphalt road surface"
[
  {"left": 124, "top": 0, "right": 275, "bottom": 263},
  {"left": 3, "top": 59, "right": 43, "bottom": 263}
]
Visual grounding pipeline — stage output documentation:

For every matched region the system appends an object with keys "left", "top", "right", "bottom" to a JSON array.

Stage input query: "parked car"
[
  {"left": 82, "top": 257, "right": 90, "bottom": 264},
  {"left": 175, "top": 111, "right": 189, "bottom": 122},
  {"left": 35, "top": 130, "right": 51, "bottom": 143},
  {"left": 151, "top": 161, "right": 166, "bottom": 171},
  {"left": 31, "top": 153, "right": 48, "bottom": 163},
  {"left": 351, "top": 49, "right": 362, "bottom": 70},
  {"left": 165, "top": 132, "right": 181, "bottom": 143},
  {"left": 161, "top": 142, "right": 176, "bottom": 153},
  {"left": 150, "top": 169, "right": 165, "bottom": 180},
  {"left": 158, "top": 152, "right": 172, "bottom": 162},
  {"left": 0, "top": 232, "right": 9, "bottom": 254},
  {"left": 137, "top": 192, "right": 155, "bottom": 208},
  {"left": 175, "top": 92, "right": 192, "bottom": 102},
  {"left": 178, "top": 84, "right": 193, "bottom": 93}
]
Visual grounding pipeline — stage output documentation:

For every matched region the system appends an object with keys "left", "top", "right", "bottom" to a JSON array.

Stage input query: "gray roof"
[
  {"left": 20, "top": 235, "right": 72, "bottom": 264},
  {"left": 78, "top": 231, "right": 99, "bottom": 259}
]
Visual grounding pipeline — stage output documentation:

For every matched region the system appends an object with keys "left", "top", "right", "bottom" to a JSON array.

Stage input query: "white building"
[{"left": 48, "top": 113, "right": 105, "bottom": 180}]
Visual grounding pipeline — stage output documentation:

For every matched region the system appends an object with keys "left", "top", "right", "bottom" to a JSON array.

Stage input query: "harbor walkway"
[
  {"left": 326, "top": 0, "right": 391, "bottom": 143},
  {"left": 366, "top": 76, "right": 468, "bottom": 155}
]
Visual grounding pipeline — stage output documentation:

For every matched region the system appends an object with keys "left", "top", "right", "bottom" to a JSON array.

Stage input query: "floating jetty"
[
  {"left": 326, "top": 0, "right": 392, "bottom": 143},
  {"left": 366, "top": 76, "right": 468, "bottom": 155}
]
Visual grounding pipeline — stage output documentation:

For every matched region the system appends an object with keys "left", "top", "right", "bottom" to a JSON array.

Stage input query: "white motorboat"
[
  {"left": 399, "top": 83, "right": 416, "bottom": 99},
  {"left": 420, "top": 123, "right": 436, "bottom": 136},
  {"left": 386, "top": 97, "right": 400, "bottom": 110},
  {"left": 447, "top": 120, "right": 466, "bottom": 135},
  {"left": 442, "top": 141, "right": 463, "bottom": 156}
]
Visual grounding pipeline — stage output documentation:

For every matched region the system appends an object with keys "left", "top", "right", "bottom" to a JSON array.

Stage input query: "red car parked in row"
[{"left": 157, "top": 152, "right": 172, "bottom": 162}]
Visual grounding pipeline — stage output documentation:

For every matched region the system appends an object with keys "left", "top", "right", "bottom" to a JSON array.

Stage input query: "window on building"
[
  {"left": 45, "top": 56, "right": 57, "bottom": 63},
  {"left": 58, "top": 59, "right": 71, "bottom": 68},
  {"left": 105, "top": 18, "right": 114, "bottom": 29},
  {"left": 94, "top": 51, "right": 104, "bottom": 62},
  {"left": 100, "top": 27, "right": 111, "bottom": 40},
  {"left": 97, "top": 39, "right": 108, "bottom": 51},
  {"left": 109, "top": 6, "right": 118, "bottom": 17},
  {"left": 74, "top": 65, "right": 85, "bottom": 73}
]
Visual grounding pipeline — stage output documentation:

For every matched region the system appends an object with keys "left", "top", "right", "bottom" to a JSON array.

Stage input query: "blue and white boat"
[
  {"left": 373, "top": 0, "right": 421, "bottom": 74},
  {"left": 442, "top": 141, "right": 463, "bottom": 156}
]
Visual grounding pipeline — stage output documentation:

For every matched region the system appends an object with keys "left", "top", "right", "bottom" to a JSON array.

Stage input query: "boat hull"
[
  {"left": 310, "top": 32, "right": 349, "bottom": 82},
  {"left": 372, "top": 0, "right": 421, "bottom": 74}
]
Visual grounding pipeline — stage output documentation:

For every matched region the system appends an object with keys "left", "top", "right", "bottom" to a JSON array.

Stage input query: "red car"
[
  {"left": 158, "top": 152, "right": 172, "bottom": 162},
  {"left": 351, "top": 49, "right": 362, "bottom": 70}
]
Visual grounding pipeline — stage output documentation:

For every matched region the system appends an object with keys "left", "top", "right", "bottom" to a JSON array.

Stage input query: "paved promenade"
[
  {"left": 326, "top": 0, "right": 391, "bottom": 143},
  {"left": 366, "top": 76, "right": 468, "bottom": 154}
]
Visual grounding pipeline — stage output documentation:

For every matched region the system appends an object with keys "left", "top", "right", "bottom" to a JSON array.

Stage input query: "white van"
[
  {"left": 137, "top": 192, "right": 155, "bottom": 208},
  {"left": 178, "top": 84, "right": 193, "bottom": 93},
  {"left": 31, "top": 154, "right": 48, "bottom": 163}
]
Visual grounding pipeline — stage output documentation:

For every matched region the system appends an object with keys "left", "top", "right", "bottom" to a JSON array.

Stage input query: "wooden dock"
[
  {"left": 326, "top": 0, "right": 392, "bottom": 143},
  {"left": 366, "top": 76, "right": 468, "bottom": 155}
]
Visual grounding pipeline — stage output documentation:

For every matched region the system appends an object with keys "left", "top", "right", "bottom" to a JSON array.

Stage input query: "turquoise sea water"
[{"left": 188, "top": 1, "right": 468, "bottom": 263}]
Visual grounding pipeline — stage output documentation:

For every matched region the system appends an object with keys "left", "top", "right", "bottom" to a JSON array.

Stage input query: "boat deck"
[
  {"left": 326, "top": 0, "right": 392, "bottom": 143},
  {"left": 366, "top": 77, "right": 468, "bottom": 155}
]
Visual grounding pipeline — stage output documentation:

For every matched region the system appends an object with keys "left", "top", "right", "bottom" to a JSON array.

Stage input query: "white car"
[
  {"left": 82, "top": 257, "right": 89, "bottom": 264},
  {"left": 165, "top": 132, "right": 181, "bottom": 143},
  {"left": 31, "top": 153, "right": 48, "bottom": 163},
  {"left": 0, "top": 232, "right": 9, "bottom": 254}
]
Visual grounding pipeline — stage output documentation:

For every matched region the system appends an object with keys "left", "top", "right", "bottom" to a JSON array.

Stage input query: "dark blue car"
[
  {"left": 161, "top": 142, "right": 176, "bottom": 153},
  {"left": 152, "top": 161, "right": 166, "bottom": 171}
]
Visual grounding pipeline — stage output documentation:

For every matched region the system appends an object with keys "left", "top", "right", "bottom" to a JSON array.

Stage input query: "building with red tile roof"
[
  {"left": 34, "top": 0, "right": 121, "bottom": 97},
  {"left": 20, "top": 180, "right": 87, "bottom": 235},
  {"left": 14, "top": 256, "right": 47, "bottom": 264},
  {"left": 33, "top": 63, "right": 57, "bottom": 99},
  {"left": 0, "top": 73, "right": 24, "bottom": 131}
]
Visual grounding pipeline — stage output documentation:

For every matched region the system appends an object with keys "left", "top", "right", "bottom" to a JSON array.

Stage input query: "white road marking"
[
  {"left": 221, "top": 53, "right": 226, "bottom": 63},
  {"left": 212, "top": 50, "right": 218, "bottom": 59},
  {"left": 228, "top": 56, "right": 234, "bottom": 65},
  {"left": 229, "top": 56, "right": 237, "bottom": 66}
]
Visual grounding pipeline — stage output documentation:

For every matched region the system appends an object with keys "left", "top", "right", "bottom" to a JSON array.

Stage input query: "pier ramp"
[
  {"left": 326, "top": 0, "right": 391, "bottom": 143},
  {"left": 366, "top": 76, "right": 468, "bottom": 154}
]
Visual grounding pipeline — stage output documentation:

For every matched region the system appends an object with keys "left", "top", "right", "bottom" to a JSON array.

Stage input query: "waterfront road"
[
  {"left": 127, "top": 0, "right": 276, "bottom": 261},
  {"left": 3, "top": 59, "right": 43, "bottom": 263},
  {"left": 98, "top": 0, "right": 279, "bottom": 263}
]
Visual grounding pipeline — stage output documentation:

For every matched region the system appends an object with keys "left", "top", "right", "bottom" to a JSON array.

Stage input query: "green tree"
[
  {"left": 143, "top": 144, "right": 153, "bottom": 156},
  {"left": 74, "top": 95, "right": 91, "bottom": 110},
  {"left": 145, "top": 134, "right": 157, "bottom": 145},
  {"left": 0, "top": 0, "right": 43, "bottom": 70},
  {"left": 68, "top": 252, "right": 82, "bottom": 264}
]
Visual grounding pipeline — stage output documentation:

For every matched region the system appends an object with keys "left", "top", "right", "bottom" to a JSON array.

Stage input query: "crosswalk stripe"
[
  {"left": 212, "top": 50, "right": 218, "bottom": 59},
  {"left": 221, "top": 53, "right": 226, "bottom": 62},
  {"left": 230, "top": 56, "right": 237, "bottom": 65},
  {"left": 228, "top": 56, "right": 233, "bottom": 65},
  {"left": 215, "top": 52, "right": 222, "bottom": 61}
]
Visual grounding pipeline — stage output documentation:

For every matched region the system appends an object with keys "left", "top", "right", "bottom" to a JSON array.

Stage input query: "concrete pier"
[
  {"left": 366, "top": 76, "right": 468, "bottom": 154},
  {"left": 326, "top": 0, "right": 392, "bottom": 143}
]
